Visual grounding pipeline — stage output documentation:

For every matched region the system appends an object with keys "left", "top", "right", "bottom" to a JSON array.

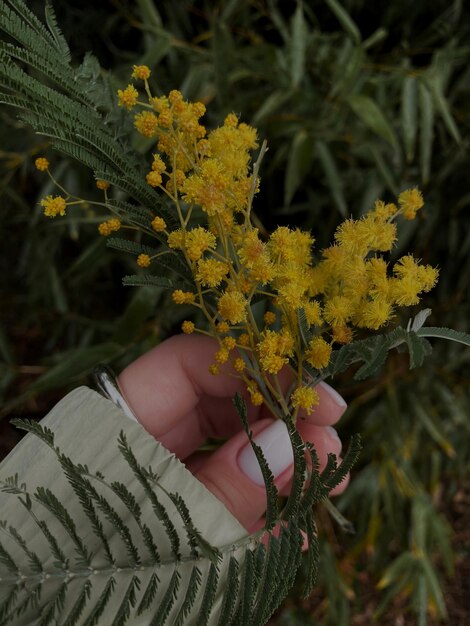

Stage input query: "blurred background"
[{"left": 0, "top": 1, "right": 469, "bottom": 623}]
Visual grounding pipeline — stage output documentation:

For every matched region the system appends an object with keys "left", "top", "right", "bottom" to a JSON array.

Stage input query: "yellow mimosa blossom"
[
  {"left": 41, "top": 195, "right": 66, "bottom": 217},
  {"left": 151, "top": 155, "right": 166, "bottom": 173},
  {"left": 222, "top": 336, "right": 237, "bottom": 350},
  {"left": 96, "top": 179, "right": 110, "bottom": 190},
  {"left": 132, "top": 65, "right": 151, "bottom": 80},
  {"left": 291, "top": 386, "right": 320, "bottom": 414},
  {"left": 233, "top": 357, "right": 246, "bottom": 373},
  {"left": 134, "top": 111, "right": 159, "bottom": 137},
  {"left": 167, "top": 229, "right": 185, "bottom": 250},
  {"left": 323, "top": 296, "right": 351, "bottom": 327},
  {"left": 331, "top": 325, "right": 353, "bottom": 344},
  {"left": 172, "top": 290, "right": 196, "bottom": 305},
  {"left": 264, "top": 311, "right": 276, "bottom": 325},
  {"left": 184, "top": 227, "right": 217, "bottom": 261},
  {"left": 355, "top": 299, "right": 393, "bottom": 330},
  {"left": 35, "top": 157, "right": 49, "bottom": 171},
  {"left": 208, "top": 364, "right": 220, "bottom": 376},
  {"left": 137, "top": 253, "right": 151, "bottom": 268},
  {"left": 238, "top": 333, "right": 250, "bottom": 346},
  {"left": 398, "top": 188, "right": 424, "bottom": 220},
  {"left": 306, "top": 336, "right": 332, "bottom": 370},
  {"left": 216, "top": 321, "right": 230, "bottom": 334},
  {"left": 151, "top": 216, "right": 167, "bottom": 232},
  {"left": 98, "top": 218, "right": 121, "bottom": 236},
  {"left": 304, "top": 300, "right": 322, "bottom": 326},
  {"left": 118, "top": 85, "right": 138, "bottom": 110},
  {"left": 196, "top": 258, "right": 229, "bottom": 287},
  {"left": 218, "top": 291, "right": 247, "bottom": 324},
  {"left": 182, "top": 321, "right": 195, "bottom": 334},
  {"left": 146, "top": 171, "right": 162, "bottom": 187},
  {"left": 215, "top": 348, "right": 230, "bottom": 364}
]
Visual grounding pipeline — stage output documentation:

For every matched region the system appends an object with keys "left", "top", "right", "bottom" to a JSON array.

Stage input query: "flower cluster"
[{"left": 36, "top": 65, "right": 439, "bottom": 422}]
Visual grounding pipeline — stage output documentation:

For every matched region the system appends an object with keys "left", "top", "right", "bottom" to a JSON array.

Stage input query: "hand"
[{"left": 118, "top": 334, "right": 348, "bottom": 532}]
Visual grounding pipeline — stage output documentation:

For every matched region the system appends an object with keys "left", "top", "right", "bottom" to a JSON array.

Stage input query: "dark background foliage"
[{"left": 0, "top": 1, "right": 469, "bottom": 623}]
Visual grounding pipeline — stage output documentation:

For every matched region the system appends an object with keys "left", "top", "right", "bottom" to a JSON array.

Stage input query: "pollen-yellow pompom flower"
[
  {"left": 172, "top": 290, "right": 196, "bottom": 305},
  {"left": 137, "top": 253, "right": 151, "bottom": 268},
  {"left": 182, "top": 321, "right": 195, "bottom": 334},
  {"left": 41, "top": 195, "right": 66, "bottom": 218},
  {"left": 132, "top": 65, "right": 151, "bottom": 80},
  {"left": 233, "top": 357, "right": 246, "bottom": 373},
  {"left": 146, "top": 171, "right": 162, "bottom": 187},
  {"left": 196, "top": 258, "right": 229, "bottom": 287},
  {"left": 306, "top": 336, "right": 332, "bottom": 370},
  {"left": 264, "top": 311, "right": 276, "bottom": 325},
  {"left": 331, "top": 325, "right": 353, "bottom": 345},
  {"left": 35, "top": 157, "right": 49, "bottom": 171},
  {"left": 218, "top": 291, "right": 247, "bottom": 325},
  {"left": 291, "top": 386, "right": 320, "bottom": 414},
  {"left": 98, "top": 218, "right": 121, "bottom": 236},
  {"left": 151, "top": 216, "right": 167, "bottom": 232},
  {"left": 118, "top": 85, "right": 138, "bottom": 110},
  {"left": 398, "top": 188, "right": 424, "bottom": 220},
  {"left": 134, "top": 111, "right": 159, "bottom": 137},
  {"left": 185, "top": 227, "right": 217, "bottom": 261},
  {"left": 96, "top": 179, "right": 110, "bottom": 191}
]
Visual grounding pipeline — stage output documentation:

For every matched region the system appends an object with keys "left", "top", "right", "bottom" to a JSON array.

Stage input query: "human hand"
[{"left": 118, "top": 334, "right": 348, "bottom": 532}]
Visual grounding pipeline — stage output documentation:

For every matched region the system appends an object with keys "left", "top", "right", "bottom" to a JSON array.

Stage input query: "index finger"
[{"left": 118, "top": 334, "right": 250, "bottom": 439}]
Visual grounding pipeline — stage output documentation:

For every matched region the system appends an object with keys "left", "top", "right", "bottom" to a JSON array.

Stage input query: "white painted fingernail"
[
  {"left": 238, "top": 421, "right": 294, "bottom": 486},
  {"left": 318, "top": 381, "right": 347, "bottom": 408}
]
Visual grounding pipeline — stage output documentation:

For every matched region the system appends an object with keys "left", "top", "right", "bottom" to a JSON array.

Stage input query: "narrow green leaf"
[
  {"left": 252, "top": 90, "right": 293, "bottom": 124},
  {"left": 369, "top": 145, "right": 398, "bottom": 195},
  {"left": 402, "top": 75, "right": 418, "bottom": 162},
  {"left": 417, "top": 326, "right": 470, "bottom": 346},
  {"left": 195, "top": 563, "right": 219, "bottom": 626},
  {"left": 349, "top": 94, "right": 399, "bottom": 151},
  {"left": 290, "top": 2, "right": 308, "bottom": 88},
  {"left": 315, "top": 140, "right": 347, "bottom": 217},
  {"left": 424, "top": 74, "right": 461, "bottom": 144},
  {"left": 122, "top": 274, "right": 179, "bottom": 290},
  {"left": 414, "top": 402, "right": 455, "bottom": 458},
  {"left": 324, "top": 0, "right": 361, "bottom": 43},
  {"left": 418, "top": 81, "right": 434, "bottom": 184},
  {"left": 284, "top": 130, "right": 314, "bottom": 205},
  {"left": 216, "top": 557, "right": 239, "bottom": 626}
]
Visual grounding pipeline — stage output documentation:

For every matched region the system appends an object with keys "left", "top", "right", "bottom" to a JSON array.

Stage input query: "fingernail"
[
  {"left": 317, "top": 381, "right": 347, "bottom": 409},
  {"left": 325, "top": 426, "right": 342, "bottom": 449},
  {"left": 238, "top": 421, "right": 294, "bottom": 486}
]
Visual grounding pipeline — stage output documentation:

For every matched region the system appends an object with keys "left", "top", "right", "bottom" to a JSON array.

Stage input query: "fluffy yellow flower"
[
  {"left": 238, "top": 333, "right": 250, "bottom": 346},
  {"left": 146, "top": 171, "right": 162, "bottom": 187},
  {"left": 137, "top": 253, "right": 151, "bottom": 268},
  {"left": 98, "top": 218, "right": 121, "bottom": 236},
  {"left": 185, "top": 227, "right": 217, "bottom": 261},
  {"left": 132, "top": 65, "right": 151, "bottom": 80},
  {"left": 196, "top": 258, "right": 229, "bottom": 287},
  {"left": 167, "top": 229, "right": 185, "bottom": 250},
  {"left": 208, "top": 364, "right": 220, "bottom": 376},
  {"left": 323, "top": 296, "right": 351, "bottom": 327},
  {"left": 218, "top": 291, "right": 247, "bottom": 324},
  {"left": 182, "top": 321, "right": 195, "bottom": 334},
  {"left": 96, "top": 179, "right": 110, "bottom": 191},
  {"left": 264, "top": 311, "right": 276, "bottom": 325},
  {"left": 306, "top": 336, "right": 332, "bottom": 370},
  {"left": 233, "top": 357, "right": 246, "bottom": 373},
  {"left": 172, "top": 290, "right": 196, "bottom": 304},
  {"left": 398, "top": 188, "right": 424, "bottom": 220},
  {"left": 41, "top": 195, "right": 66, "bottom": 218},
  {"left": 331, "top": 325, "right": 353, "bottom": 344},
  {"left": 35, "top": 157, "right": 49, "bottom": 171},
  {"left": 134, "top": 111, "right": 159, "bottom": 137},
  {"left": 291, "top": 386, "right": 320, "bottom": 414},
  {"left": 355, "top": 299, "right": 393, "bottom": 329},
  {"left": 118, "top": 85, "right": 138, "bottom": 110},
  {"left": 215, "top": 348, "right": 229, "bottom": 364},
  {"left": 304, "top": 300, "right": 322, "bottom": 326},
  {"left": 151, "top": 216, "right": 167, "bottom": 232},
  {"left": 216, "top": 321, "right": 230, "bottom": 334},
  {"left": 151, "top": 155, "right": 166, "bottom": 173}
]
